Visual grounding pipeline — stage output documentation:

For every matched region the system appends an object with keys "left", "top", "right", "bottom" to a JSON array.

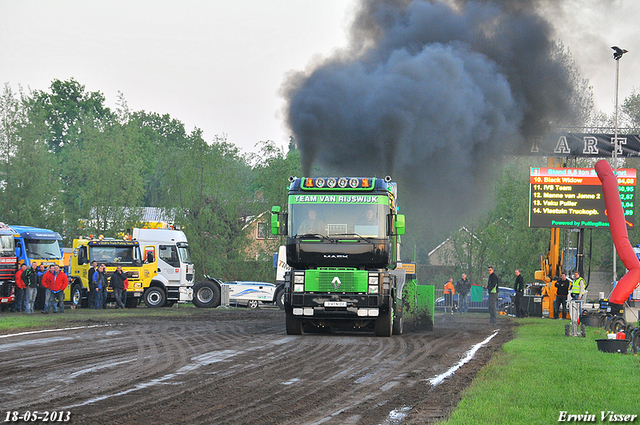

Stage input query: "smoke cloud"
[{"left": 283, "top": 0, "right": 588, "bottom": 247}]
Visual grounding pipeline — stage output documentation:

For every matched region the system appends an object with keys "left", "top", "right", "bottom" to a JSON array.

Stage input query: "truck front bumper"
[{"left": 289, "top": 293, "right": 386, "bottom": 318}]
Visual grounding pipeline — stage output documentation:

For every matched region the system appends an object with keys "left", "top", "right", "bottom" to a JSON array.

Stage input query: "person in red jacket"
[
  {"left": 12, "top": 263, "right": 27, "bottom": 312},
  {"left": 42, "top": 265, "right": 68, "bottom": 314}
]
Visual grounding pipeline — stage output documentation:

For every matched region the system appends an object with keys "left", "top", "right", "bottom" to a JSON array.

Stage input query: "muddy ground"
[{"left": 0, "top": 308, "right": 515, "bottom": 424}]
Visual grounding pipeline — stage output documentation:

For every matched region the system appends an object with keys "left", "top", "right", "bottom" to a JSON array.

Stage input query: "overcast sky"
[{"left": 1, "top": 1, "right": 638, "bottom": 154}]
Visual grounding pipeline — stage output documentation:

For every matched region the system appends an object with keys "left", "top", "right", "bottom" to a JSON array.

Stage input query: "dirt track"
[{"left": 0, "top": 308, "right": 514, "bottom": 424}]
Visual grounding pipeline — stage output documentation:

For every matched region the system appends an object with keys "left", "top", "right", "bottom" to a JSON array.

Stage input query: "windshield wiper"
[
  {"left": 296, "top": 233, "right": 335, "bottom": 243},
  {"left": 332, "top": 233, "right": 374, "bottom": 243}
]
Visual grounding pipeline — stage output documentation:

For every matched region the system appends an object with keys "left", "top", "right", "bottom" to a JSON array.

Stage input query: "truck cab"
[
  {"left": 132, "top": 228, "right": 194, "bottom": 307},
  {"left": 69, "top": 237, "right": 157, "bottom": 307},
  {"left": 0, "top": 224, "right": 18, "bottom": 307},
  {"left": 272, "top": 176, "right": 406, "bottom": 336}
]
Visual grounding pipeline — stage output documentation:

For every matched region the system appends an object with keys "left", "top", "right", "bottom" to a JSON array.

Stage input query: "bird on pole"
[{"left": 612, "top": 46, "right": 628, "bottom": 60}]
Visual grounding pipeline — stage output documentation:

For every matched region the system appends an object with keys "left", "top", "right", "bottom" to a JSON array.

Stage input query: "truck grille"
[{"left": 305, "top": 268, "right": 368, "bottom": 293}]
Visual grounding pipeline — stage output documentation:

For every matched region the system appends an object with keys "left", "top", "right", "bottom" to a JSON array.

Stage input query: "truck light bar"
[{"left": 301, "top": 177, "right": 375, "bottom": 190}]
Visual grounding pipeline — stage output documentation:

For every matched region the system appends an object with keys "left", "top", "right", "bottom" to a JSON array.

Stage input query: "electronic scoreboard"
[{"left": 529, "top": 167, "right": 636, "bottom": 228}]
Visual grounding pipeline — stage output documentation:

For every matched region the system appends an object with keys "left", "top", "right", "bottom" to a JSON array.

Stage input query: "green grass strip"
[{"left": 444, "top": 318, "right": 640, "bottom": 424}]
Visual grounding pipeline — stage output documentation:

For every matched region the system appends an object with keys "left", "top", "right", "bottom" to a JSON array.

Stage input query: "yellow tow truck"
[{"left": 67, "top": 237, "right": 157, "bottom": 308}]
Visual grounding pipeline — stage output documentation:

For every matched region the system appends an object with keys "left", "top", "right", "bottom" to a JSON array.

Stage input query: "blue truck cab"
[{"left": 9, "top": 225, "right": 64, "bottom": 269}]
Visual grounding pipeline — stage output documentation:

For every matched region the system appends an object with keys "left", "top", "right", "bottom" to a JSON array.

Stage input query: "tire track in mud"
[{"left": 2, "top": 310, "right": 514, "bottom": 425}]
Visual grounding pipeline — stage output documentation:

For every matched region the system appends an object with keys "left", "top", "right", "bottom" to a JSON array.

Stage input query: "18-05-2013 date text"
[{"left": 3, "top": 411, "right": 71, "bottom": 422}]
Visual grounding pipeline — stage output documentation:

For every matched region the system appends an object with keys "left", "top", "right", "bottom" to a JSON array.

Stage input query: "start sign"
[{"left": 529, "top": 167, "right": 636, "bottom": 228}]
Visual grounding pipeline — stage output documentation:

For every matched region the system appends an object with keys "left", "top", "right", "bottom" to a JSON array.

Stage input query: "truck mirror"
[
  {"left": 271, "top": 206, "right": 281, "bottom": 235},
  {"left": 146, "top": 251, "right": 155, "bottom": 263},
  {"left": 395, "top": 214, "right": 405, "bottom": 235}
]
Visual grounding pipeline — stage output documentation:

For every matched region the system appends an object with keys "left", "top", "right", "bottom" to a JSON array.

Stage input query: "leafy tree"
[
  {"left": 158, "top": 133, "right": 254, "bottom": 280},
  {"left": 0, "top": 84, "right": 63, "bottom": 230},
  {"left": 28, "top": 78, "right": 113, "bottom": 154},
  {"left": 63, "top": 122, "right": 145, "bottom": 237}
]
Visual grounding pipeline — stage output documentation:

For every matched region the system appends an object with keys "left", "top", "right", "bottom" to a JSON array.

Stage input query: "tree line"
[
  {"left": 0, "top": 79, "right": 300, "bottom": 281},
  {"left": 2, "top": 78, "right": 639, "bottom": 284}
]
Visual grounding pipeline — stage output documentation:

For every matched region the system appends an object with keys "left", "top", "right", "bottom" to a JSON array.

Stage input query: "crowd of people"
[
  {"left": 11, "top": 261, "right": 69, "bottom": 313},
  {"left": 9, "top": 259, "right": 129, "bottom": 313},
  {"left": 443, "top": 267, "right": 587, "bottom": 324}
]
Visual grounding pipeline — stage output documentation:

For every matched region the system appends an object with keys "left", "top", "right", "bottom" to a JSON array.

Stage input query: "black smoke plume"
[{"left": 283, "top": 0, "right": 588, "bottom": 248}]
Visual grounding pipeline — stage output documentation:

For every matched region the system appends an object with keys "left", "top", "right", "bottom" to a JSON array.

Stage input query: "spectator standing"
[
  {"left": 92, "top": 264, "right": 107, "bottom": 309},
  {"left": 42, "top": 265, "right": 68, "bottom": 313},
  {"left": 444, "top": 277, "right": 455, "bottom": 314},
  {"left": 23, "top": 261, "right": 39, "bottom": 313},
  {"left": 554, "top": 273, "right": 571, "bottom": 319},
  {"left": 486, "top": 266, "right": 499, "bottom": 324},
  {"left": 110, "top": 266, "right": 127, "bottom": 309},
  {"left": 514, "top": 269, "right": 525, "bottom": 318},
  {"left": 101, "top": 264, "right": 109, "bottom": 309},
  {"left": 87, "top": 260, "right": 98, "bottom": 309},
  {"left": 34, "top": 264, "right": 46, "bottom": 311},
  {"left": 455, "top": 273, "right": 470, "bottom": 313},
  {"left": 571, "top": 271, "right": 586, "bottom": 300},
  {"left": 12, "top": 263, "right": 27, "bottom": 312}
]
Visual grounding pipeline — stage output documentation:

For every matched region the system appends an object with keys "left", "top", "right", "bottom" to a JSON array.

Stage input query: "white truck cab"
[{"left": 132, "top": 228, "right": 194, "bottom": 307}]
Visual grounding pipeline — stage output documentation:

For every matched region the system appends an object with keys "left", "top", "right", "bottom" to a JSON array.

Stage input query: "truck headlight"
[
  {"left": 294, "top": 284, "right": 304, "bottom": 292},
  {"left": 368, "top": 285, "right": 379, "bottom": 294},
  {"left": 294, "top": 274, "right": 304, "bottom": 284}
]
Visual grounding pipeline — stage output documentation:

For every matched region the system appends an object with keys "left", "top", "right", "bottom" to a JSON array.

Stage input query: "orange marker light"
[
  {"left": 306, "top": 178, "right": 313, "bottom": 187},
  {"left": 362, "top": 178, "right": 369, "bottom": 187}
]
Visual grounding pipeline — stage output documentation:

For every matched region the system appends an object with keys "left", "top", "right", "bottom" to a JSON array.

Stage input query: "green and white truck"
[{"left": 271, "top": 176, "right": 406, "bottom": 336}]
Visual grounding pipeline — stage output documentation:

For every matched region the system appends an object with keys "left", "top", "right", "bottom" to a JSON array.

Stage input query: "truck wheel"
[
  {"left": 144, "top": 287, "right": 166, "bottom": 308},
  {"left": 375, "top": 310, "right": 393, "bottom": 337},
  {"left": 71, "top": 284, "right": 83, "bottom": 308},
  {"left": 192, "top": 280, "right": 221, "bottom": 308},
  {"left": 286, "top": 312, "right": 303, "bottom": 335},
  {"left": 275, "top": 288, "right": 285, "bottom": 310},
  {"left": 392, "top": 313, "right": 404, "bottom": 335},
  {"left": 247, "top": 300, "right": 259, "bottom": 309}
]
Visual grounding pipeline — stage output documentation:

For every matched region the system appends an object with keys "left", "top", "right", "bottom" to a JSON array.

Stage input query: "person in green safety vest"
[{"left": 570, "top": 271, "right": 586, "bottom": 300}]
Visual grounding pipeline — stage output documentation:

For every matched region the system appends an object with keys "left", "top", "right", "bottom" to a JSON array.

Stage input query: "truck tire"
[
  {"left": 375, "top": 310, "right": 393, "bottom": 337},
  {"left": 286, "top": 312, "right": 303, "bottom": 335},
  {"left": 71, "top": 284, "right": 83, "bottom": 308},
  {"left": 247, "top": 300, "right": 259, "bottom": 309},
  {"left": 392, "top": 312, "right": 403, "bottom": 335},
  {"left": 274, "top": 287, "right": 285, "bottom": 310},
  {"left": 192, "top": 280, "right": 221, "bottom": 308},
  {"left": 144, "top": 287, "right": 166, "bottom": 308}
]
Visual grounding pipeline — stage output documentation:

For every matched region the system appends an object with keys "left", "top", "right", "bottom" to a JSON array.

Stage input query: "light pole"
[{"left": 611, "top": 46, "right": 627, "bottom": 285}]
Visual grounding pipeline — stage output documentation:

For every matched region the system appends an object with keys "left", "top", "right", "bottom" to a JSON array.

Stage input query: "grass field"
[{"left": 443, "top": 318, "right": 640, "bottom": 424}]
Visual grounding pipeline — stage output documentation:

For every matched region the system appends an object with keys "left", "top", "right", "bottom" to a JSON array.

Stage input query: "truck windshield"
[
  {"left": 89, "top": 246, "right": 142, "bottom": 266},
  {"left": 24, "top": 239, "right": 62, "bottom": 259},
  {"left": 0, "top": 235, "right": 15, "bottom": 257},
  {"left": 176, "top": 242, "right": 192, "bottom": 264},
  {"left": 289, "top": 202, "right": 386, "bottom": 239}
]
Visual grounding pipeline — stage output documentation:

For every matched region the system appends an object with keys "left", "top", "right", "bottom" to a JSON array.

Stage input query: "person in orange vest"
[{"left": 444, "top": 277, "right": 456, "bottom": 314}]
